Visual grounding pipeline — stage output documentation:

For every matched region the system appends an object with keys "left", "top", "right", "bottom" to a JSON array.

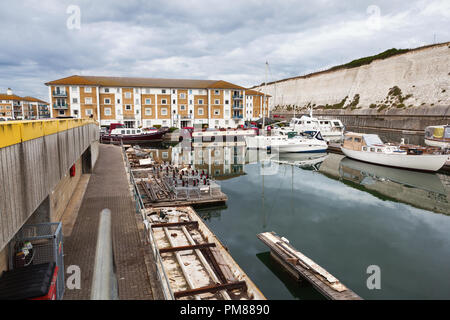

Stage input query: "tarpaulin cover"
[{"left": 363, "top": 134, "right": 383, "bottom": 146}]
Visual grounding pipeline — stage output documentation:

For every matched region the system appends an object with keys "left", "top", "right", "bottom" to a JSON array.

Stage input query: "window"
[
  {"left": 125, "top": 105, "right": 132, "bottom": 110},
  {"left": 121, "top": 130, "right": 125, "bottom": 134},
  {"left": 125, "top": 92, "right": 131, "bottom": 98},
  {"left": 172, "top": 90, "right": 176, "bottom": 94},
  {"left": 173, "top": 99, "right": 176, "bottom": 104},
  {"left": 189, "top": 100, "right": 193, "bottom": 105},
  {"left": 84, "top": 87, "right": 92, "bottom": 93},
  {"left": 161, "top": 99, "right": 167, "bottom": 105},
  {"left": 135, "top": 89, "right": 139, "bottom": 93},
  {"left": 104, "top": 107, "right": 111, "bottom": 115},
  {"left": 71, "top": 86, "right": 78, "bottom": 92},
  {"left": 104, "top": 88, "right": 110, "bottom": 93},
  {"left": 162, "top": 152, "right": 168, "bottom": 159},
  {"left": 161, "top": 108, "right": 168, "bottom": 115},
  {"left": 73, "top": 98, "right": 78, "bottom": 103},
  {"left": 145, "top": 98, "right": 151, "bottom": 105},
  {"left": 214, "top": 99, "right": 220, "bottom": 105},
  {"left": 189, "top": 90, "right": 192, "bottom": 94},
  {"left": 145, "top": 108, "right": 152, "bottom": 115},
  {"left": 180, "top": 93, "right": 186, "bottom": 99},
  {"left": 145, "top": 88, "right": 150, "bottom": 94},
  {"left": 162, "top": 120, "right": 167, "bottom": 125},
  {"left": 85, "top": 97, "right": 92, "bottom": 104},
  {"left": 214, "top": 109, "right": 220, "bottom": 115},
  {"left": 104, "top": 98, "right": 111, "bottom": 104},
  {"left": 214, "top": 90, "right": 220, "bottom": 95},
  {"left": 85, "top": 109, "right": 93, "bottom": 116},
  {"left": 363, "top": 147, "right": 367, "bottom": 151},
  {"left": 59, "top": 110, "right": 65, "bottom": 116},
  {"left": 180, "top": 105, "right": 186, "bottom": 110},
  {"left": 198, "top": 108, "right": 204, "bottom": 115},
  {"left": 162, "top": 89, "right": 166, "bottom": 94},
  {"left": 136, "top": 99, "right": 139, "bottom": 105},
  {"left": 117, "top": 99, "right": 121, "bottom": 104},
  {"left": 370, "top": 148, "right": 375, "bottom": 152},
  {"left": 198, "top": 99, "right": 204, "bottom": 105},
  {"left": 225, "top": 100, "right": 229, "bottom": 104},
  {"left": 354, "top": 138, "right": 361, "bottom": 142}
]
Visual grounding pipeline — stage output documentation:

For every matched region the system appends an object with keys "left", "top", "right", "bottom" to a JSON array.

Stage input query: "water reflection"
[
  {"left": 318, "top": 155, "right": 450, "bottom": 215},
  {"left": 137, "top": 141, "right": 449, "bottom": 215}
]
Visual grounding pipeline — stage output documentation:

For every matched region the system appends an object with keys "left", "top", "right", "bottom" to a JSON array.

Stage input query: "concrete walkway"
[{"left": 63, "top": 144, "right": 162, "bottom": 300}]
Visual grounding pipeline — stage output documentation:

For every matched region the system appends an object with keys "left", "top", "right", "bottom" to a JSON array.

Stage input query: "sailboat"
[{"left": 246, "top": 62, "right": 328, "bottom": 153}]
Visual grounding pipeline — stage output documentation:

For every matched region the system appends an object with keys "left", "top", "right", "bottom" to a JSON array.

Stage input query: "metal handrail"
[{"left": 122, "top": 146, "right": 175, "bottom": 300}]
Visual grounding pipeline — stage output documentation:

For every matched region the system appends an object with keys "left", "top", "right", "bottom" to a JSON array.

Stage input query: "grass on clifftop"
[{"left": 329, "top": 48, "right": 410, "bottom": 71}]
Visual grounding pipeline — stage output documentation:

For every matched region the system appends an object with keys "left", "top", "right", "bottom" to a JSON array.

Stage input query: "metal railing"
[
  {"left": 53, "top": 91, "right": 67, "bottom": 97},
  {"left": 122, "top": 144, "right": 175, "bottom": 300}
]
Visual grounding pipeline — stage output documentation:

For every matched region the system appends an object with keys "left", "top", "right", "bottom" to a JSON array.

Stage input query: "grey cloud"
[{"left": 0, "top": 0, "right": 448, "bottom": 101}]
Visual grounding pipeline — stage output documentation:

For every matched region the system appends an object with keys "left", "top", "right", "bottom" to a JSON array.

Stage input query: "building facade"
[
  {"left": 0, "top": 88, "right": 50, "bottom": 120},
  {"left": 46, "top": 76, "right": 269, "bottom": 128}
]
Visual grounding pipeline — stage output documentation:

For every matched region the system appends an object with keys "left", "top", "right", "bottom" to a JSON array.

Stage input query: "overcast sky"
[{"left": 0, "top": 0, "right": 449, "bottom": 100}]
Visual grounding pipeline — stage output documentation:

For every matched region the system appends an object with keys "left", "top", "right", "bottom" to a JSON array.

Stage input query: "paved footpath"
[{"left": 63, "top": 144, "right": 162, "bottom": 300}]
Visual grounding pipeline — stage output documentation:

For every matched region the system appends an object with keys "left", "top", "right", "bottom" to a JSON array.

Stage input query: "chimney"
[{"left": 7, "top": 88, "right": 12, "bottom": 95}]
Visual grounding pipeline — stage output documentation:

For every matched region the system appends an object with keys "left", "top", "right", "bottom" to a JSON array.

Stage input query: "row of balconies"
[{"left": 53, "top": 91, "right": 67, "bottom": 97}]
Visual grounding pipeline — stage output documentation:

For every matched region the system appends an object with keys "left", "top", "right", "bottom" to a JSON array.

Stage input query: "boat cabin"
[
  {"left": 111, "top": 128, "right": 144, "bottom": 135},
  {"left": 425, "top": 125, "right": 450, "bottom": 142}
]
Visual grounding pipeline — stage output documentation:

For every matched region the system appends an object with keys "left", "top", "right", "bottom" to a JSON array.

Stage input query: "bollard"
[{"left": 91, "top": 209, "right": 117, "bottom": 300}]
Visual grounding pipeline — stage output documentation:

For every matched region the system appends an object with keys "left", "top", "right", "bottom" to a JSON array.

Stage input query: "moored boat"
[
  {"left": 341, "top": 132, "right": 449, "bottom": 172},
  {"left": 245, "top": 130, "right": 328, "bottom": 153},
  {"left": 424, "top": 125, "right": 450, "bottom": 149},
  {"left": 101, "top": 126, "right": 167, "bottom": 143}
]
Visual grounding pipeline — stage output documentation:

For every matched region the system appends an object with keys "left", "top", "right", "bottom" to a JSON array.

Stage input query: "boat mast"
[{"left": 263, "top": 61, "right": 268, "bottom": 131}]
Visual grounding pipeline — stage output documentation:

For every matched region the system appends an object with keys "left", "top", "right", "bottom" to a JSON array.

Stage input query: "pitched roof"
[
  {"left": 45, "top": 75, "right": 246, "bottom": 90},
  {"left": 0, "top": 93, "right": 48, "bottom": 104},
  {"left": 245, "top": 89, "right": 271, "bottom": 97}
]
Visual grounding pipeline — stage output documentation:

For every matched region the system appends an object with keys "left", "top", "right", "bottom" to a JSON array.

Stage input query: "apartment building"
[
  {"left": 0, "top": 88, "right": 50, "bottom": 120},
  {"left": 45, "top": 75, "right": 269, "bottom": 128}
]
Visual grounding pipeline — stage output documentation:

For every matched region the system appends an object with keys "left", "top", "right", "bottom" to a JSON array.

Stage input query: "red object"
[
  {"left": 70, "top": 164, "right": 76, "bottom": 177},
  {"left": 30, "top": 266, "right": 58, "bottom": 300}
]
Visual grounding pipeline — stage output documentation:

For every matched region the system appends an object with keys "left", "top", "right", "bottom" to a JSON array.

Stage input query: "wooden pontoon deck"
[
  {"left": 146, "top": 207, "right": 265, "bottom": 300},
  {"left": 257, "top": 232, "right": 362, "bottom": 300}
]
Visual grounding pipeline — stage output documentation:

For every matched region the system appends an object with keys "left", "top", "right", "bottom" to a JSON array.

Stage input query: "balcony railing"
[
  {"left": 232, "top": 114, "right": 243, "bottom": 119},
  {"left": 53, "top": 91, "right": 67, "bottom": 97},
  {"left": 233, "top": 95, "right": 243, "bottom": 99},
  {"left": 53, "top": 103, "right": 68, "bottom": 110},
  {"left": 232, "top": 105, "right": 243, "bottom": 109}
]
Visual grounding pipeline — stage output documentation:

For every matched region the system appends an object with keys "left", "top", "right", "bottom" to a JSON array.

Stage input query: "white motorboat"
[
  {"left": 424, "top": 125, "right": 450, "bottom": 149},
  {"left": 341, "top": 132, "right": 449, "bottom": 172},
  {"left": 289, "top": 115, "right": 344, "bottom": 141},
  {"left": 245, "top": 130, "right": 328, "bottom": 153}
]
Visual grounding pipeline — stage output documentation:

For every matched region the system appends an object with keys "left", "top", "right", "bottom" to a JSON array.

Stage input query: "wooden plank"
[
  {"left": 174, "top": 281, "right": 247, "bottom": 299},
  {"left": 159, "top": 242, "right": 216, "bottom": 253},
  {"left": 257, "top": 232, "right": 362, "bottom": 300},
  {"left": 151, "top": 221, "right": 199, "bottom": 229}
]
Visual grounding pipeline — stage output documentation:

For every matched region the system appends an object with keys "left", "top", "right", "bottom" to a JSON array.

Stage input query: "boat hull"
[
  {"left": 245, "top": 136, "right": 327, "bottom": 153},
  {"left": 102, "top": 131, "right": 165, "bottom": 143},
  {"left": 425, "top": 138, "right": 449, "bottom": 149},
  {"left": 341, "top": 147, "right": 449, "bottom": 172}
]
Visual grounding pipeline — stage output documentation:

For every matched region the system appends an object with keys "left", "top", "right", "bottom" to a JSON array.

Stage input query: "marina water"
[{"left": 148, "top": 142, "right": 450, "bottom": 299}]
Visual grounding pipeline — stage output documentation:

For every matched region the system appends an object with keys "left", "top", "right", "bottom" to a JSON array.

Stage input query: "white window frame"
[
  {"left": 85, "top": 109, "right": 93, "bottom": 116},
  {"left": 198, "top": 99, "right": 204, "bottom": 105},
  {"left": 145, "top": 98, "right": 151, "bottom": 105},
  {"left": 198, "top": 108, "right": 204, "bottom": 115},
  {"left": 104, "top": 107, "right": 112, "bottom": 116},
  {"left": 145, "top": 108, "right": 152, "bottom": 115},
  {"left": 85, "top": 97, "right": 93, "bottom": 105},
  {"left": 125, "top": 105, "right": 132, "bottom": 111},
  {"left": 180, "top": 105, "right": 186, "bottom": 110},
  {"left": 161, "top": 99, "right": 167, "bottom": 105},
  {"left": 161, "top": 107, "right": 168, "bottom": 116},
  {"left": 180, "top": 93, "right": 186, "bottom": 99},
  {"left": 214, "top": 90, "right": 220, "bottom": 95},
  {"left": 214, "top": 99, "right": 220, "bottom": 105},
  {"left": 84, "top": 87, "right": 92, "bottom": 93},
  {"left": 214, "top": 109, "right": 220, "bottom": 115},
  {"left": 125, "top": 92, "right": 131, "bottom": 99},
  {"left": 104, "top": 98, "right": 111, "bottom": 104}
]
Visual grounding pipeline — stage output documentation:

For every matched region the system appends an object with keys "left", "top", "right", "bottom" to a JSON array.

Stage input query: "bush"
[{"left": 153, "top": 124, "right": 161, "bottom": 129}]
